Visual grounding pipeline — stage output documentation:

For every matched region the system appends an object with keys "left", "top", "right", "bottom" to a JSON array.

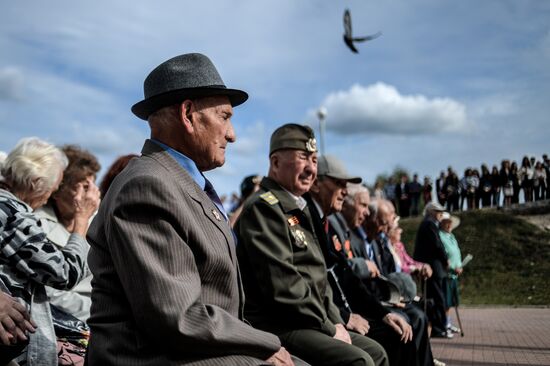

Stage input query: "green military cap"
[{"left": 269, "top": 123, "right": 318, "bottom": 155}]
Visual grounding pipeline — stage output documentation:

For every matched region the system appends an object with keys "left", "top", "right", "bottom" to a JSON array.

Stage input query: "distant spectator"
[
  {"left": 479, "top": 165, "right": 492, "bottom": 208},
  {"left": 409, "top": 174, "right": 422, "bottom": 216},
  {"left": 520, "top": 156, "right": 534, "bottom": 202},
  {"left": 511, "top": 161, "right": 520, "bottom": 204},
  {"left": 422, "top": 176, "right": 433, "bottom": 206},
  {"left": 543, "top": 154, "right": 550, "bottom": 199},
  {"left": 395, "top": 174, "right": 411, "bottom": 217},
  {"left": 439, "top": 212, "right": 462, "bottom": 334},
  {"left": 533, "top": 161, "right": 547, "bottom": 201},
  {"left": 228, "top": 174, "right": 262, "bottom": 227},
  {"left": 383, "top": 177, "right": 396, "bottom": 208},
  {"left": 444, "top": 169, "right": 459, "bottom": 212},
  {"left": 458, "top": 169, "right": 469, "bottom": 211},
  {"left": 490, "top": 165, "right": 501, "bottom": 207},
  {"left": 98, "top": 154, "right": 138, "bottom": 197},
  {"left": 435, "top": 171, "right": 446, "bottom": 207},
  {"left": 468, "top": 169, "right": 480, "bottom": 210},
  {"left": 500, "top": 160, "right": 514, "bottom": 207},
  {"left": 373, "top": 180, "right": 386, "bottom": 200},
  {"left": 0, "top": 137, "right": 98, "bottom": 366}
]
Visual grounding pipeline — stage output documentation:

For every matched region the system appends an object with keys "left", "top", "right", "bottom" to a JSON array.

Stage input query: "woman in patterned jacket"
[{"left": 0, "top": 137, "right": 99, "bottom": 366}]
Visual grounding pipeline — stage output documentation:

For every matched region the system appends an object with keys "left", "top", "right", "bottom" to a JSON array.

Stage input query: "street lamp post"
[{"left": 317, "top": 107, "right": 327, "bottom": 156}]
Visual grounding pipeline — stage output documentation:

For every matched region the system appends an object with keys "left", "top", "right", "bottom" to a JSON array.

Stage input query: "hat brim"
[
  {"left": 326, "top": 174, "right": 362, "bottom": 184},
  {"left": 131, "top": 87, "right": 248, "bottom": 120}
]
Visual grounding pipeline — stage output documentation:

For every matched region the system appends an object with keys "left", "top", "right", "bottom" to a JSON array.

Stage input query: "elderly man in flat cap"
[
  {"left": 413, "top": 202, "right": 449, "bottom": 339},
  {"left": 86, "top": 53, "right": 295, "bottom": 366},
  {"left": 235, "top": 124, "right": 389, "bottom": 366}
]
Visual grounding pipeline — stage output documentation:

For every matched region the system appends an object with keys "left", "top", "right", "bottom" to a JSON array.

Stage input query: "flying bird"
[{"left": 343, "top": 8, "right": 382, "bottom": 53}]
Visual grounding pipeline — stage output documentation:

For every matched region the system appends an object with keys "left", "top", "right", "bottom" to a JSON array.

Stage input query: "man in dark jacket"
[
  {"left": 235, "top": 124, "right": 388, "bottom": 366},
  {"left": 413, "top": 202, "right": 449, "bottom": 338}
]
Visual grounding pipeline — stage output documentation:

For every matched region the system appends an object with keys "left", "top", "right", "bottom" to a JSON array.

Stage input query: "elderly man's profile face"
[
  {"left": 351, "top": 191, "right": 370, "bottom": 228},
  {"left": 316, "top": 176, "right": 348, "bottom": 214},
  {"left": 272, "top": 149, "right": 317, "bottom": 196},
  {"left": 190, "top": 96, "right": 235, "bottom": 171}
]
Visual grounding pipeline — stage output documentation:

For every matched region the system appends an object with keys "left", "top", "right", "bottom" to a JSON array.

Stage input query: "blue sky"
[{"left": 1, "top": 1, "right": 549, "bottom": 195}]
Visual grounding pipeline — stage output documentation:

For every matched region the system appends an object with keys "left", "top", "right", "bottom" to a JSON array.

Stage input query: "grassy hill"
[{"left": 399, "top": 210, "right": 550, "bottom": 305}]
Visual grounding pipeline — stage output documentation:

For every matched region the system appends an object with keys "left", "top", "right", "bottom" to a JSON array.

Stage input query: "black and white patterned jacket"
[{"left": 0, "top": 189, "right": 88, "bottom": 366}]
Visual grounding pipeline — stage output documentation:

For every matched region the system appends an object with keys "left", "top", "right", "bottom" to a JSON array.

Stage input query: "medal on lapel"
[
  {"left": 291, "top": 228, "right": 308, "bottom": 248},
  {"left": 212, "top": 209, "right": 221, "bottom": 221}
]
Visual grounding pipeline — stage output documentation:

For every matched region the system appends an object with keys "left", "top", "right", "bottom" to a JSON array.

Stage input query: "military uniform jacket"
[
  {"left": 86, "top": 140, "right": 280, "bottom": 366},
  {"left": 235, "top": 177, "right": 343, "bottom": 337}
]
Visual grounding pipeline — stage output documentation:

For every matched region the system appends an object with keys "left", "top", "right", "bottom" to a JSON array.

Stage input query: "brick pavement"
[{"left": 430, "top": 307, "right": 550, "bottom": 366}]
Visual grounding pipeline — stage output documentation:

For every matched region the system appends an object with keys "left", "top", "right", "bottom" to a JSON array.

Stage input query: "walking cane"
[
  {"left": 453, "top": 281, "right": 465, "bottom": 337},
  {"left": 423, "top": 277, "right": 427, "bottom": 314}
]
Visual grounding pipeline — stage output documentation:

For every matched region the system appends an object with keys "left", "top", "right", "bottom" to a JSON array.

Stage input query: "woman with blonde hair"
[{"left": 0, "top": 137, "right": 99, "bottom": 366}]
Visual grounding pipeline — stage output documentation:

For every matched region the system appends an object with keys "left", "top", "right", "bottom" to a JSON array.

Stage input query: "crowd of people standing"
[{"left": 374, "top": 155, "right": 549, "bottom": 218}]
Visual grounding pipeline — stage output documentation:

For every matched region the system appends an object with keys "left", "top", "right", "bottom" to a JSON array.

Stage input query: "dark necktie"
[{"left": 204, "top": 178, "right": 228, "bottom": 221}]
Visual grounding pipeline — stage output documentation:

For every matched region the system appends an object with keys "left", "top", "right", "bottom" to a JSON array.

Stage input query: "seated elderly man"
[
  {"left": 235, "top": 124, "right": 389, "bottom": 366},
  {"left": 310, "top": 158, "right": 418, "bottom": 366},
  {"left": 86, "top": 53, "right": 294, "bottom": 366}
]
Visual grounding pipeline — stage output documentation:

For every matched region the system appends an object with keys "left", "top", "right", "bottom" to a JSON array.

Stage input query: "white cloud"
[
  {"left": 0, "top": 67, "right": 23, "bottom": 100},
  {"left": 313, "top": 83, "right": 470, "bottom": 135}
]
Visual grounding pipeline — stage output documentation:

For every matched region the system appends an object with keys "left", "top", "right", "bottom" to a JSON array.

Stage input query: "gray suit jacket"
[{"left": 86, "top": 140, "right": 280, "bottom": 366}]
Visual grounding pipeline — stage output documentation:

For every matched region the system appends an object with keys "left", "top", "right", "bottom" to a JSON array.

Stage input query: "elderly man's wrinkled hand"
[
  {"left": 421, "top": 264, "right": 433, "bottom": 278},
  {"left": 0, "top": 292, "right": 36, "bottom": 345},
  {"left": 333, "top": 323, "right": 352, "bottom": 344},
  {"left": 383, "top": 313, "right": 413, "bottom": 343},
  {"left": 366, "top": 260, "right": 380, "bottom": 278},
  {"left": 266, "top": 347, "right": 295, "bottom": 366},
  {"left": 346, "top": 313, "right": 370, "bottom": 335}
]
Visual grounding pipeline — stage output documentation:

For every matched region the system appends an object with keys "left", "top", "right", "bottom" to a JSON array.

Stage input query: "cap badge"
[{"left": 306, "top": 138, "right": 317, "bottom": 152}]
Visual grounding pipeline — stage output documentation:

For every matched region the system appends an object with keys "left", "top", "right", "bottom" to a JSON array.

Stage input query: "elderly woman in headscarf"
[
  {"left": 35, "top": 145, "right": 101, "bottom": 323},
  {"left": 438, "top": 212, "right": 462, "bottom": 334},
  {"left": 0, "top": 137, "right": 99, "bottom": 366}
]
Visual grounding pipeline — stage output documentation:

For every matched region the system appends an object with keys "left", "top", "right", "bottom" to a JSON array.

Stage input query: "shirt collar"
[
  {"left": 282, "top": 187, "right": 307, "bottom": 211},
  {"left": 151, "top": 139, "right": 206, "bottom": 189}
]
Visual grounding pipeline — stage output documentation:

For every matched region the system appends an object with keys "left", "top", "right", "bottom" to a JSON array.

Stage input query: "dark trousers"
[
  {"left": 426, "top": 276, "right": 447, "bottom": 335},
  {"left": 393, "top": 305, "right": 435, "bottom": 366},
  {"left": 279, "top": 329, "right": 389, "bottom": 366},
  {"left": 365, "top": 319, "right": 416, "bottom": 366},
  {"left": 398, "top": 200, "right": 411, "bottom": 217}
]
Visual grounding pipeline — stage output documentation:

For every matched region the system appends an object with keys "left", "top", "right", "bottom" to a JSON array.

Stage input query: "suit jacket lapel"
[{"left": 141, "top": 140, "right": 237, "bottom": 263}]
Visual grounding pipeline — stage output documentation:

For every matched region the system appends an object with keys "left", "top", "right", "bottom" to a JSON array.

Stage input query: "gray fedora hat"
[
  {"left": 131, "top": 53, "right": 248, "bottom": 120},
  {"left": 317, "top": 155, "right": 362, "bottom": 184}
]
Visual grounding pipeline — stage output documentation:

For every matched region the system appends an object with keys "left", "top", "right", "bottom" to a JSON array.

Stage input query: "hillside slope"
[{"left": 399, "top": 211, "right": 550, "bottom": 305}]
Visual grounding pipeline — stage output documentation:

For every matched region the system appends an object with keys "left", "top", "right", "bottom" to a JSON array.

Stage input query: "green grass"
[{"left": 399, "top": 211, "right": 550, "bottom": 305}]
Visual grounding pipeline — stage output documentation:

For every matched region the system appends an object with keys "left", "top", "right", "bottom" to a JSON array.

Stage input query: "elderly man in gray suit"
[{"left": 86, "top": 53, "right": 295, "bottom": 366}]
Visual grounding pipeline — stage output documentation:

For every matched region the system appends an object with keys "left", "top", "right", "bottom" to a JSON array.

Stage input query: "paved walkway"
[{"left": 431, "top": 307, "right": 550, "bottom": 366}]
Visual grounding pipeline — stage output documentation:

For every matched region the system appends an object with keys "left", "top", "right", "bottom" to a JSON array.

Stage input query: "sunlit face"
[
  {"left": 190, "top": 96, "right": 235, "bottom": 171},
  {"left": 351, "top": 191, "right": 370, "bottom": 228},
  {"left": 272, "top": 149, "right": 317, "bottom": 196},
  {"left": 316, "top": 176, "right": 348, "bottom": 214}
]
